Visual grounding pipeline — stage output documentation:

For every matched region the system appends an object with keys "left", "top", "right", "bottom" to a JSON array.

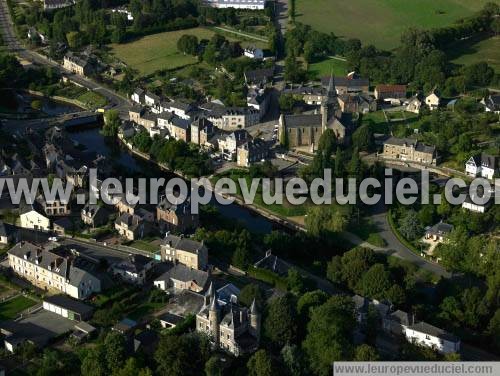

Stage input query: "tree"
[
  {"left": 232, "top": 246, "right": 251, "bottom": 269},
  {"left": 103, "top": 332, "right": 126, "bottom": 371},
  {"left": 281, "top": 344, "right": 304, "bottom": 376},
  {"left": 338, "top": 247, "right": 375, "bottom": 290},
  {"left": 287, "top": 268, "right": 306, "bottom": 294},
  {"left": 81, "top": 347, "right": 106, "bottom": 376},
  {"left": 66, "top": 31, "right": 83, "bottom": 49},
  {"left": 334, "top": 148, "right": 344, "bottom": 177},
  {"left": 385, "top": 284, "right": 406, "bottom": 306},
  {"left": 247, "top": 349, "right": 274, "bottom": 376},
  {"left": 487, "top": 309, "right": 500, "bottom": 352},
  {"left": 297, "top": 290, "right": 329, "bottom": 319},
  {"left": 326, "top": 256, "right": 343, "bottom": 284},
  {"left": 398, "top": 210, "right": 422, "bottom": 241},
  {"left": 264, "top": 294, "right": 297, "bottom": 347},
  {"left": 354, "top": 344, "right": 380, "bottom": 361},
  {"left": 177, "top": 34, "right": 199, "bottom": 55},
  {"left": 279, "top": 93, "right": 298, "bottom": 112},
  {"left": 155, "top": 333, "right": 210, "bottom": 376},
  {"left": 114, "top": 358, "right": 151, "bottom": 376},
  {"left": 305, "top": 205, "right": 351, "bottom": 236},
  {"left": 348, "top": 148, "right": 361, "bottom": 178},
  {"left": 303, "top": 296, "right": 356, "bottom": 375},
  {"left": 239, "top": 283, "right": 264, "bottom": 308},
  {"left": 102, "top": 109, "right": 120, "bottom": 137},
  {"left": 352, "top": 125, "right": 373, "bottom": 152},
  {"left": 356, "top": 263, "right": 392, "bottom": 300},
  {"left": 205, "top": 356, "right": 223, "bottom": 376}
]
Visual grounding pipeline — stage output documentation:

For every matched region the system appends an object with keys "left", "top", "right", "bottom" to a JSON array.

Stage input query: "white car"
[{"left": 48, "top": 237, "right": 58, "bottom": 242}]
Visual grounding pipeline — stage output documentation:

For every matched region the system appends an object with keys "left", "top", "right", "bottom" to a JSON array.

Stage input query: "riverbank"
[{"left": 117, "top": 133, "right": 305, "bottom": 232}]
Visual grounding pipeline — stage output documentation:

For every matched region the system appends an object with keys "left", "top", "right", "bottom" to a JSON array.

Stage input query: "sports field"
[
  {"left": 296, "top": 0, "right": 493, "bottom": 50},
  {"left": 450, "top": 36, "right": 500, "bottom": 72}
]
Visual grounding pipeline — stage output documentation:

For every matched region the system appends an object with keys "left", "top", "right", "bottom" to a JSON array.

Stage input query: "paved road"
[{"left": 0, "top": 0, "right": 131, "bottom": 118}]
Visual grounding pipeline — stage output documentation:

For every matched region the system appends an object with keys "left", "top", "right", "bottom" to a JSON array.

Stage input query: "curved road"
[{"left": 0, "top": 0, "right": 131, "bottom": 117}]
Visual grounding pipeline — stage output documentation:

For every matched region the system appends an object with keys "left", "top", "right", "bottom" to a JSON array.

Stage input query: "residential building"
[
  {"left": 205, "top": 0, "right": 266, "bottom": 10},
  {"left": 115, "top": 213, "right": 145, "bottom": 241},
  {"left": 218, "top": 130, "right": 251, "bottom": 160},
  {"left": 63, "top": 53, "right": 92, "bottom": 76},
  {"left": 236, "top": 139, "right": 269, "bottom": 167},
  {"left": 382, "top": 309, "right": 412, "bottom": 336},
  {"left": 37, "top": 196, "right": 70, "bottom": 216},
  {"left": 244, "top": 47, "right": 264, "bottom": 59},
  {"left": 253, "top": 250, "right": 290, "bottom": 276},
  {"left": 112, "top": 318, "right": 137, "bottom": 335},
  {"left": 110, "top": 254, "right": 155, "bottom": 285},
  {"left": 282, "top": 86, "right": 328, "bottom": 106},
  {"left": 247, "top": 87, "right": 270, "bottom": 120},
  {"left": 43, "top": 295, "right": 94, "bottom": 321},
  {"left": 169, "top": 116, "right": 191, "bottom": 142},
  {"left": 425, "top": 91, "right": 440, "bottom": 111},
  {"left": 115, "top": 194, "right": 138, "bottom": 215},
  {"left": 156, "top": 197, "right": 199, "bottom": 233},
  {"left": 129, "top": 106, "right": 145, "bottom": 124},
  {"left": 404, "top": 321, "right": 460, "bottom": 354},
  {"left": 465, "top": 153, "right": 498, "bottom": 180},
  {"left": 8, "top": 241, "right": 101, "bottom": 299},
  {"left": 144, "top": 91, "right": 161, "bottom": 111},
  {"left": 337, "top": 93, "right": 376, "bottom": 114},
  {"left": 196, "top": 285, "right": 260, "bottom": 356},
  {"left": 481, "top": 94, "right": 500, "bottom": 113},
  {"left": 0, "top": 221, "right": 15, "bottom": 245},
  {"left": 381, "top": 137, "right": 437, "bottom": 165},
  {"left": 425, "top": 222, "right": 453, "bottom": 242},
  {"left": 119, "top": 121, "right": 136, "bottom": 138},
  {"left": 81, "top": 203, "right": 110, "bottom": 228},
  {"left": 374, "top": 84, "right": 407, "bottom": 101},
  {"left": 131, "top": 88, "right": 145, "bottom": 104},
  {"left": 321, "top": 73, "right": 369, "bottom": 94},
  {"left": 244, "top": 67, "right": 274, "bottom": 87},
  {"left": 217, "top": 107, "right": 260, "bottom": 130},
  {"left": 53, "top": 217, "right": 73, "bottom": 236},
  {"left": 20, "top": 203, "right": 51, "bottom": 231},
  {"left": 160, "top": 234, "right": 208, "bottom": 270},
  {"left": 462, "top": 194, "right": 492, "bottom": 213},
  {"left": 43, "top": 0, "right": 75, "bottom": 11},
  {"left": 154, "top": 263, "right": 210, "bottom": 292},
  {"left": 191, "top": 118, "right": 215, "bottom": 146},
  {"left": 163, "top": 101, "right": 194, "bottom": 119},
  {"left": 405, "top": 95, "right": 422, "bottom": 114}
]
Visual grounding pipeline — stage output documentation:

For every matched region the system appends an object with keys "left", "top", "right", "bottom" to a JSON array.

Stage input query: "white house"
[
  {"left": 405, "top": 95, "right": 422, "bottom": 114},
  {"left": 462, "top": 194, "right": 492, "bottom": 213},
  {"left": 465, "top": 153, "right": 498, "bottom": 180},
  {"left": 205, "top": 0, "right": 266, "bottom": 10},
  {"left": 404, "top": 321, "right": 460, "bottom": 354},
  {"left": 481, "top": 94, "right": 500, "bottom": 113},
  {"left": 244, "top": 47, "right": 264, "bottom": 60},
  {"left": 19, "top": 204, "right": 50, "bottom": 231},
  {"left": 425, "top": 91, "right": 440, "bottom": 111},
  {"left": 131, "top": 88, "right": 145, "bottom": 104},
  {"left": 144, "top": 91, "right": 161, "bottom": 112}
]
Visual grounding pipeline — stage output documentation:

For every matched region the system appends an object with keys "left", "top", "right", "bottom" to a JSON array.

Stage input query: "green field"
[
  {"left": 0, "top": 295, "right": 37, "bottom": 320},
  {"left": 110, "top": 27, "right": 266, "bottom": 76},
  {"left": 296, "top": 0, "right": 493, "bottom": 50},
  {"left": 308, "top": 56, "right": 348, "bottom": 78},
  {"left": 449, "top": 35, "right": 500, "bottom": 72}
]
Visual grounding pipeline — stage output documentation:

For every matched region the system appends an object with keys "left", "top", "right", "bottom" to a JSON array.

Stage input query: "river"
[{"left": 70, "top": 128, "right": 275, "bottom": 233}]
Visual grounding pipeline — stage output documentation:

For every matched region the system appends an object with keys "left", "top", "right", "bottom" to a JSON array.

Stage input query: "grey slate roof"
[
  {"left": 426, "top": 222, "right": 453, "bottom": 237},
  {"left": 156, "top": 263, "right": 209, "bottom": 286},
  {"left": 162, "top": 234, "right": 205, "bottom": 255},
  {"left": 44, "top": 295, "right": 93, "bottom": 316},
  {"left": 407, "top": 321, "right": 459, "bottom": 343},
  {"left": 284, "top": 114, "right": 322, "bottom": 128}
]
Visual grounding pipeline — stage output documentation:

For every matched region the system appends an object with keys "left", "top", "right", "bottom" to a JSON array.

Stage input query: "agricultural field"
[
  {"left": 308, "top": 56, "right": 348, "bottom": 78},
  {"left": 295, "top": 0, "right": 493, "bottom": 50},
  {"left": 448, "top": 35, "right": 500, "bottom": 72},
  {"left": 110, "top": 27, "right": 266, "bottom": 76}
]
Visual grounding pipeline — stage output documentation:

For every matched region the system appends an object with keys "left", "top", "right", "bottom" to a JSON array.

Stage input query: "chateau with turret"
[{"left": 196, "top": 283, "right": 260, "bottom": 356}]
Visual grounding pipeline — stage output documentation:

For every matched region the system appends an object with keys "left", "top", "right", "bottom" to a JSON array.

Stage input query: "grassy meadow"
[
  {"left": 449, "top": 35, "right": 500, "bottom": 72},
  {"left": 308, "top": 56, "right": 348, "bottom": 78},
  {"left": 296, "top": 0, "right": 493, "bottom": 50}
]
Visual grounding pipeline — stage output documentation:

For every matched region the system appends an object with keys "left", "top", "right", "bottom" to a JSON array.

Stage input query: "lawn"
[
  {"left": 308, "top": 56, "right": 348, "bottom": 78},
  {"left": 0, "top": 295, "right": 37, "bottom": 320},
  {"left": 110, "top": 27, "right": 259, "bottom": 76},
  {"left": 296, "top": 0, "right": 493, "bottom": 50},
  {"left": 448, "top": 35, "right": 500, "bottom": 72}
]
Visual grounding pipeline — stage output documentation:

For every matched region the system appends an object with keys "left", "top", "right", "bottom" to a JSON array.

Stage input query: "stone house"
[
  {"left": 374, "top": 84, "right": 407, "bottom": 101},
  {"left": 110, "top": 254, "right": 155, "bottom": 285},
  {"left": 81, "top": 203, "right": 109, "bottom": 228},
  {"left": 19, "top": 203, "right": 51, "bottom": 231},
  {"left": 196, "top": 284, "right": 260, "bottom": 356},
  {"left": 114, "top": 213, "right": 145, "bottom": 241},
  {"left": 236, "top": 139, "right": 269, "bottom": 167},
  {"left": 156, "top": 197, "right": 199, "bottom": 233},
  {"left": 381, "top": 137, "right": 437, "bottom": 165},
  {"left": 190, "top": 118, "right": 214, "bottom": 147},
  {"left": 154, "top": 263, "right": 210, "bottom": 293},
  {"left": 8, "top": 241, "right": 101, "bottom": 299},
  {"left": 63, "top": 53, "right": 92, "bottom": 76},
  {"left": 160, "top": 234, "right": 208, "bottom": 270}
]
